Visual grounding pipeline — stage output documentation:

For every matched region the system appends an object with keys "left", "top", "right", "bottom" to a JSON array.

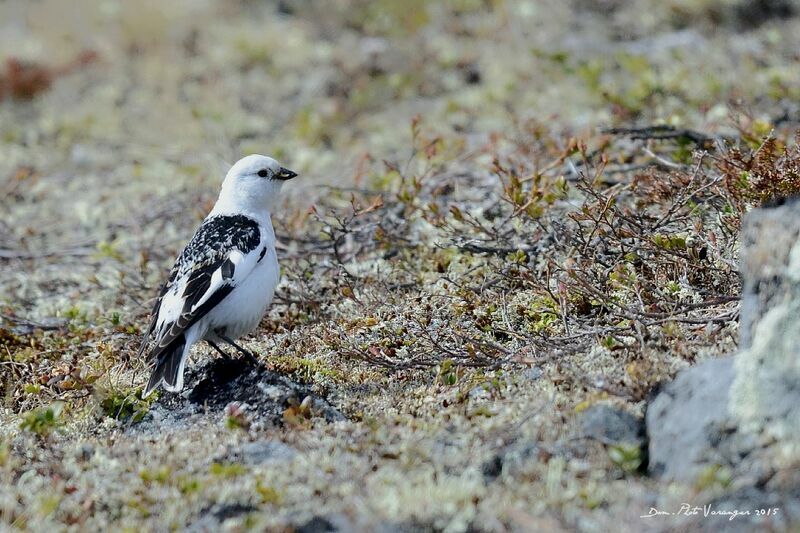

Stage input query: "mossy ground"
[{"left": 2, "top": 1, "right": 800, "bottom": 531}]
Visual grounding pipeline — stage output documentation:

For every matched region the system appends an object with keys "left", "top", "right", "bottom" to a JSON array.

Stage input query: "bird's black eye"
[{"left": 257, "top": 169, "right": 268, "bottom": 178}]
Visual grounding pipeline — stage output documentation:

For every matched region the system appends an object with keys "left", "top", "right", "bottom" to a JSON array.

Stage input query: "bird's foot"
[
  {"left": 241, "top": 350, "right": 260, "bottom": 367},
  {"left": 217, "top": 333, "right": 261, "bottom": 367},
  {"left": 207, "top": 340, "right": 233, "bottom": 361}
]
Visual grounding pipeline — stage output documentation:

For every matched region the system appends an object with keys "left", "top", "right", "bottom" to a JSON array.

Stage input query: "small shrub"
[
  {"left": 720, "top": 132, "right": 800, "bottom": 210},
  {"left": 99, "top": 388, "right": 153, "bottom": 423}
]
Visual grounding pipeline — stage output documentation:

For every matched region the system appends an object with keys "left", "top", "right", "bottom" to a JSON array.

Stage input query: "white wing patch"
[
  {"left": 189, "top": 250, "right": 248, "bottom": 314},
  {"left": 155, "top": 284, "right": 185, "bottom": 338},
  {"left": 151, "top": 249, "right": 261, "bottom": 345}
]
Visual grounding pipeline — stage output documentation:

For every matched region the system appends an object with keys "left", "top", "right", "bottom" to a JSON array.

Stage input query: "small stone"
[
  {"left": 522, "top": 367, "right": 543, "bottom": 381},
  {"left": 296, "top": 516, "right": 337, "bottom": 533},
  {"left": 468, "top": 385, "right": 490, "bottom": 400},
  {"left": 76, "top": 443, "right": 94, "bottom": 461},
  {"left": 236, "top": 440, "right": 296, "bottom": 465},
  {"left": 579, "top": 405, "right": 644, "bottom": 447},
  {"left": 481, "top": 454, "right": 503, "bottom": 481}
]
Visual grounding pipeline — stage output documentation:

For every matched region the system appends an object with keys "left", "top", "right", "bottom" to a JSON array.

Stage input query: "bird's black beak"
[{"left": 277, "top": 167, "right": 298, "bottom": 180}]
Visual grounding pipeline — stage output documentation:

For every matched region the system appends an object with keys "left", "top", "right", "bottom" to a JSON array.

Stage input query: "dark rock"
[
  {"left": 209, "top": 502, "right": 257, "bottom": 521},
  {"left": 578, "top": 405, "right": 644, "bottom": 446},
  {"left": 461, "top": 64, "right": 481, "bottom": 85},
  {"left": 646, "top": 357, "right": 735, "bottom": 481},
  {"left": 276, "top": 1, "right": 295, "bottom": 16},
  {"left": 189, "top": 502, "right": 257, "bottom": 531},
  {"left": 666, "top": 0, "right": 795, "bottom": 30},
  {"left": 481, "top": 454, "right": 503, "bottom": 481},
  {"left": 140, "top": 358, "right": 344, "bottom": 430},
  {"left": 296, "top": 516, "right": 337, "bottom": 533},
  {"left": 732, "top": 0, "right": 795, "bottom": 29}
]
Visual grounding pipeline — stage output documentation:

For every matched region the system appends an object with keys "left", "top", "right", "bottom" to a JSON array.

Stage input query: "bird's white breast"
[{"left": 202, "top": 245, "right": 279, "bottom": 340}]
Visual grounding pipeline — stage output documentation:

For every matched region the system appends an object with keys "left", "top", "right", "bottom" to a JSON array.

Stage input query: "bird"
[{"left": 139, "top": 154, "right": 297, "bottom": 397}]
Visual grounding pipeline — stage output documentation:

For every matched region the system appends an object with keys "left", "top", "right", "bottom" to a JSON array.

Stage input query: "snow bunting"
[{"left": 140, "top": 155, "right": 297, "bottom": 397}]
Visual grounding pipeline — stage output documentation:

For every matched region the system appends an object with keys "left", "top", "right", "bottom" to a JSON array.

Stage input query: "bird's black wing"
[{"left": 140, "top": 214, "right": 262, "bottom": 362}]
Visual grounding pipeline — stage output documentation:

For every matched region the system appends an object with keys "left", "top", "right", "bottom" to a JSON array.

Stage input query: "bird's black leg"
[
  {"left": 217, "top": 333, "right": 260, "bottom": 366},
  {"left": 207, "top": 340, "right": 232, "bottom": 361}
]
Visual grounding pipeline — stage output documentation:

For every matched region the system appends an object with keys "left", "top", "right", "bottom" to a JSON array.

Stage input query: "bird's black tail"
[{"left": 143, "top": 335, "right": 187, "bottom": 398}]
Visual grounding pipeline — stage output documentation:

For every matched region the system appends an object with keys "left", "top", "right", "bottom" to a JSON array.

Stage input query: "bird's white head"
[{"left": 212, "top": 154, "right": 298, "bottom": 216}]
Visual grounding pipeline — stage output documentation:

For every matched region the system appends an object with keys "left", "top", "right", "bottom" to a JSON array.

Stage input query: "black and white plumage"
[{"left": 140, "top": 155, "right": 297, "bottom": 397}]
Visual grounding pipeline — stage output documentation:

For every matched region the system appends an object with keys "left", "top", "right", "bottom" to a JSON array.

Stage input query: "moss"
[
  {"left": 139, "top": 466, "right": 172, "bottom": 485},
  {"left": 695, "top": 464, "right": 733, "bottom": 491},
  {"left": 268, "top": 355, "right": 345, "bottom": 383},
  {"left": 0, "top": 440, "right": 9, "bottom": 467},
  {"left": 177, "top": 476, "right": 201, "bottom": 495},
  {"left": 255, "top": 481, "right": 283, "bottom": 505},
  {"left": 209, "top": 462, "right": 247, "bottom": 478}
]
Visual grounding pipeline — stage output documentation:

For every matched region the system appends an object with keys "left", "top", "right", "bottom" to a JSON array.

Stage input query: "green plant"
[
  {"left": 140, "top": 466, "right": 171, "bottom": 485},
  {"left": 225, "top": 402, "right": 251, "bottom": 430},
  {"left": 99, "top": 388, "right": 153, "bottom": 422},
  {"left": 608, "top": 444, "right": 643, "bottom": 474},
  {"left": 20, "top": 402, "right": 64, "bottom": 437},
  {"left": 437, "top": 359, "right": 458, "bottom": 386},
  {"left": 695, "top": 463, "right": 733, "bottom": 491},
  {"left": 256, "top": 480, "right": 282, "bottom": 505}
]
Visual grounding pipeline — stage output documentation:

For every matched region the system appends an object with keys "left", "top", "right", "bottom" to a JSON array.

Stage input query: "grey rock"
[
  {"left": 522, "top": 367, "right": 543, "bottom": 381},
  {"left": 733, "top": 198, "right": 800, "bottom": 458},
  {"left": 491, "top": 443, "right": 540, "bottom": 480},
  {"left": 468, "top": 384, "right": 491, "bottom": 400},
  {"left": 738, "top": 196, "right": 800, "bottom": 350},
  {"left": 578, "top": 404, "right": 644, "bottom": 446},
  {"left": 646, "top": 357, "right": 735, "bottom": 481},
  {"left": 232, "top": 440, "right": 297, "bottom": 465},
  {"left": 646, "top": 198, "right": 800, "bottom": 495},
  {"left": 371, "top": 523, "right": 429, "bottom": 533}
]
